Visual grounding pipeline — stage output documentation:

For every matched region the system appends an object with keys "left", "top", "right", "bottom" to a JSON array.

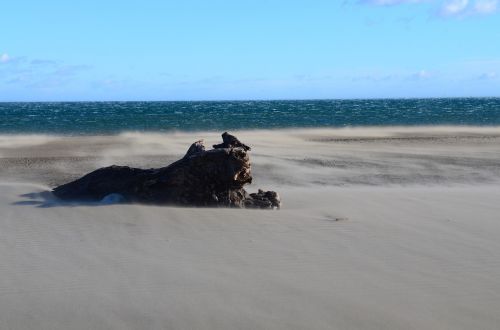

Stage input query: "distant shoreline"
[{"left": 2, "top": 125, "right": 500, "bottom": 137}]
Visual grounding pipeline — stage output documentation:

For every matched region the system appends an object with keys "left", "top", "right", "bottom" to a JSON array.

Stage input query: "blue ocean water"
[{"left": 0, "top": 98, "right": 499, "bottom": 134}]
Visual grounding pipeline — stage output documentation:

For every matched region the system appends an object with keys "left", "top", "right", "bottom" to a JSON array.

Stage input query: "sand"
[{"left": 1, "top": 127, "right": 500, "bottom": 329}]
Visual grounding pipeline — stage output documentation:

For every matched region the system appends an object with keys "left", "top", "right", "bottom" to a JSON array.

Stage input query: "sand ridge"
[{"left": 1, "top": 126, "right": 500, "bottom": 187}]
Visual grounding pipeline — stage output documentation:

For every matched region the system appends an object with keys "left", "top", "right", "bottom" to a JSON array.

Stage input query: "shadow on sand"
[{"left": 13, "top": 191, "right": 119, "bottom": 208}]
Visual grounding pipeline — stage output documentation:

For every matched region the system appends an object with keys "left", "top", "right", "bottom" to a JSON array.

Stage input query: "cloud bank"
[
  {"left": 0, "top": 54, "right": 92, "bottom": 89},
  {"left": 440, "top": 0, "right": 498, "bottom": 16},
  {"left": 361, "top": 0, "right": 498, "bottom": 17}
]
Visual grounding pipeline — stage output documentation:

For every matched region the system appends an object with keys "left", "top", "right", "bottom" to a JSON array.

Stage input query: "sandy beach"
[{"left": 2, "top": 127, "right": 500, "bottom": 329}]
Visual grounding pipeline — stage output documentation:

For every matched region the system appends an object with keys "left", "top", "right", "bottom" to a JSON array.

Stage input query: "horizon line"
[{"left": 1, "top": 96, "right": 500, "bottom": 103}]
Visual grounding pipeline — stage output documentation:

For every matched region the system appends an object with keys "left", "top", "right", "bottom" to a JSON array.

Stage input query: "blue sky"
[{"left": 1, "top": 0, "right": 499, "bottom": 101}]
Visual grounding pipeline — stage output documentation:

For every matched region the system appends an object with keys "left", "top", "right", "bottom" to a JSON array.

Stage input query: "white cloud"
[
  {"left": 361, "top": 0, "right": 498, "bottom": 17},
  {"left": 439, "top": 0, "right": 498, "bottom": 16},
  {"left": 0, "top": 53, "right": 10, "bottom": 63},
  {"left": 440, "top": 0, "right": 469, "bottom": 16},
  {"left": 411, "top": 70, "right": 433, "bottom": 80},
  {"left": 349, "top": 70, "right": 435, "bottom": 82},
  {"left": 474, "top": 0, "right": 498, "bottom": 13},
  {"left": 361, "top": 0, "right": 427, "bottom": 5},
  {"left": 478, "top": 72, "right": 498, "bottom": 80}
]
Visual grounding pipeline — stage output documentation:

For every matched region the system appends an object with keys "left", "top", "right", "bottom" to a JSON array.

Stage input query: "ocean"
[{"left": 1, "top": 98, "right": 500, "bottom": 134}]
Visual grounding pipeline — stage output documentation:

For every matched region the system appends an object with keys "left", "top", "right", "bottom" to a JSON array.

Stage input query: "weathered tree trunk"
[{"left": 52, "top": 133, "right": 280, "bottom": 209}]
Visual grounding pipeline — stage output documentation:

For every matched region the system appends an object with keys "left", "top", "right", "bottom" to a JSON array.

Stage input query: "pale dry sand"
[{"left": 1, "top": 127, "right": 500, "bottom": 329}]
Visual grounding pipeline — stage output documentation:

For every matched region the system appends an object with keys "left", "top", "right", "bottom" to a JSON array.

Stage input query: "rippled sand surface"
[{"left": 1, "top": 127, "right": 500, "bottom": 330}]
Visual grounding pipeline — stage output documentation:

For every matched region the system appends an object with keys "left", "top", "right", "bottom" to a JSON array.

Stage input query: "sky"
[{"left": 1, "top": 0, "right": 499, "bottom": 101}]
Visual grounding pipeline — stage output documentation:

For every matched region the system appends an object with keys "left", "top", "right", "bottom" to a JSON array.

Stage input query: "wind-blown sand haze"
[{"left": 1, "top": 127, "right": 500, "bottom": 329}]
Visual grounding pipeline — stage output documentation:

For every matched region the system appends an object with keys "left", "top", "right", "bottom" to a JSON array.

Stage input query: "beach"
[{"left": 2, "top": 127, "right": 500, "bottom": 329}]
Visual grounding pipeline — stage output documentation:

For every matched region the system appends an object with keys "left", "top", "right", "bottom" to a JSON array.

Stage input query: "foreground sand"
[{"left": 1, "top": 127, "right": 500, "bottom": 329}]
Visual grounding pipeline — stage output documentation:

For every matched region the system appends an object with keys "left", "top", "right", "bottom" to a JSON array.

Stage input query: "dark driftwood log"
[
  {"left": 213, "top": 132, "right": 251, "bottom": 151},
  {"left": 52, "top": 133, "right": 280, "bottom": 209}
]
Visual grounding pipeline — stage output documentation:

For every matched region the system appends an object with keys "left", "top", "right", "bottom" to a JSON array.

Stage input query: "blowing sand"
[{"left": 1, "top": 127, "right": 500, "bottom": 329}]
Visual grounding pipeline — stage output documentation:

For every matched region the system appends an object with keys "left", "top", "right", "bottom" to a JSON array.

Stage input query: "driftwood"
[
  {"left": 213, "top": 132, "right": 251, "bottom": 151},
  {"left": 52, "top": 132, "right": 280, "bottom": 209}
]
